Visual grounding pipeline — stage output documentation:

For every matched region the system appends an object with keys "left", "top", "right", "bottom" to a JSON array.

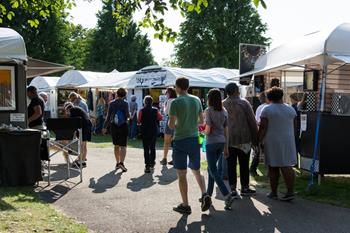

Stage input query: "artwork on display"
[
  {"left": 135, "top": 70, "right": 167, "bottom": 88},
  {"left": 239, "top": 43, "right": 267, "bottom": 85},
  {"left": 159, "top": 94, "right": 167, "bottom": 134},
  {"left": 0, "top": 66, "right": 16, "bottom": 111}
]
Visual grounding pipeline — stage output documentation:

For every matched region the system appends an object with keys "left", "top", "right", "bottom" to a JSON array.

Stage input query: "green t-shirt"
[{"left": 169, "top": 94, "right": 203, "bottom": 140}]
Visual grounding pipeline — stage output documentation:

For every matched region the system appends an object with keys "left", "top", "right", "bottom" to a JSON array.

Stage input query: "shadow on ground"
[{"left": 89, "top": 170, "right": 122, "bottom": 193}]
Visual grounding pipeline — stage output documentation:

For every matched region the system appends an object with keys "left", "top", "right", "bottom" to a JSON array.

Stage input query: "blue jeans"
[
  {"left": 172, "top": 137, "right": 201, "bottom": 170},
  {"left": 206, "top": 143, "right": 229, "bottom": 197},
  {"left": 129, "top": 117, "right": 138, "bottom": 139}
]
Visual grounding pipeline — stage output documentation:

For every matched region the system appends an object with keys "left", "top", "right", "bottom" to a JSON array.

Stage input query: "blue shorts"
[{"left": 172, "top": 137, "right": 201, "bottom": 170}]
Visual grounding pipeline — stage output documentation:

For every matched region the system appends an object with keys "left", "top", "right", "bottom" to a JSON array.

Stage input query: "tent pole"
[{"left": 320, "top": 58, "right": 327, "bottom": 112}]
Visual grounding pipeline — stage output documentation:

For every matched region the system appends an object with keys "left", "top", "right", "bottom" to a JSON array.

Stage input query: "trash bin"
[{"left": 0, "top": 129, "right": 42, "bottom": 186}]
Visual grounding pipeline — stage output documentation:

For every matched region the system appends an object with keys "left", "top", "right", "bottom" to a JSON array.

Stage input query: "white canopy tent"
[
  {"left": 29, "top": 76, "right": 60, "bottom": 92},
  {"left": 79, "top": 71, "right": 136, "bottom": 89},
  {"left": 57, "top": 70, "right": 108, "bottom": 88},
  {"left": 236, "top": 23, "right": 350, "bottom": 110},
  {"left": 0, "top": 28, "right": 27, "bottom": 62},
  {"left": 237, "top": 23, "right": 350, "bottom": 78},
  {"left": 127, "top": 66, "right": 239, "bottom": 89}
]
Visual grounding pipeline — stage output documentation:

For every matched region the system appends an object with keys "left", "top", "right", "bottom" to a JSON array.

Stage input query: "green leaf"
[
  {"left": 203, "top": 0, "right": 208, "bottom": 8},
  {"left": 188, "top": 4, "right": 195, "bottom": 12},
  {"left": 11, "top": 1, "right": 19, "bottom": 9},
  {"left": 253, "top": 0, "right": 260, "bottom": 7},
  {"left": 260, "top": 0, "right": 267, "bottom": 9}
]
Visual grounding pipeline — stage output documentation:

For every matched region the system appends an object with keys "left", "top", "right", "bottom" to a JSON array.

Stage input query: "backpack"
[{"left": 113, "top": 109, "right": 126, "bottom": 126}]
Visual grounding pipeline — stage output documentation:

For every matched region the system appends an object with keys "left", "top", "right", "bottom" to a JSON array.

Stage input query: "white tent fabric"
[
  {"left": 237, "top": 23, "right": 350, "bottom": 79},
  {"left": 127, "top": 66, "right": 238, "bottom": 89},
  {"left": 79, "top": 71, "right": 136, "bottom": 89},
  {"left": 29, "top": 76, "right": 60, "bottom": 92},
  {"left": 0, "top": 27, "right": 27, "bottom": 61},
  {"left": 57, "top": 70, "right": 108, "bottom": 87}
]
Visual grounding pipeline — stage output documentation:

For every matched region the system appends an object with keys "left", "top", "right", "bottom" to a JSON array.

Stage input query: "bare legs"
[
  {"left": 80, "top": 142, "right": 87, "bottom": 161},
  {"left": 280, "top": 167, "right": 295, "bottom": 194},
  {"left": 269, "top": 166, "right": 295, "bottom": 194},
  {"left": 162, "top": 134, "right": 172, "bottom": 160},
  {"left": 114, "top": 145, "right": 127, "bottom": 163},
  {"left": 176, "top": 169, "right": 206, "bottom": 206}
]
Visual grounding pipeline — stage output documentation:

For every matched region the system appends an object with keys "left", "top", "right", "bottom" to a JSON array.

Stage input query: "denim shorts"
[{"left": 172, "top": 137, "right": 201, "bottom": 170}]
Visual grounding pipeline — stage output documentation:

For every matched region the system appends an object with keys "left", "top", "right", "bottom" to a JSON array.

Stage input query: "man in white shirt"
[{"left": 250, "top": 92, "right": 268, "bottom": 176}]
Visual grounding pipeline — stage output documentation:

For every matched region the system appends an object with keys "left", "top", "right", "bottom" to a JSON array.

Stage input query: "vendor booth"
[
  {"left": 29, "top": 76, "right": 60, "bottom": 118},
  {"left": 236, "top": 23, "right": 350, "bottom": 178},
  {"left": 127, "top": 66, "right": 239, "bottom": 133},
  {"left": 127, "top": 66, "right": 239, "bottom": 107},
  {"left": 56, "top": 70, "right": 108, "bottom": 117}
]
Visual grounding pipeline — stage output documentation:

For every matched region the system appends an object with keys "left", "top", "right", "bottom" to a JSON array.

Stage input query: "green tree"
[
  {"left": 0, "top": 1, "right": 93, "bottom": 69},
  {"left": 0, "top": 0, "right": 266, "bottom": 42},
  {"left": 175, "top": 0, "right": 269, "bottom": 69},
  {"left": 85, "top": 0, "right": 154, "bottom": 72}
]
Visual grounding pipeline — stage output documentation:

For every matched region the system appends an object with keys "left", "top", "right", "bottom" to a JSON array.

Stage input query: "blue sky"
[{"left": 69, "top": 0, "right": 350, "bottom": 64}]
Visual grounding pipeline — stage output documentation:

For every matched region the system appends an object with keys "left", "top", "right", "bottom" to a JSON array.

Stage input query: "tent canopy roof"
[
  {"left": 127, "top": 66, "right": 239, "bottom": 89},
  {"left": 0, "top": 27, "right": 27, "bottom": 61},
  {"left": 29, "top": 76, "right": 60, "bottom": 92},
  {"left": 237, "top": 23, "right": 350, "bottom": 79},
  {"left": 79, "top": 71, "right": 136, "bottom": 89},
  {"left": 27, "top": 57, "right": 73, "bottom": 78},
  {"left": 57, "top": 70, "right": 108, "bottom": 87}
]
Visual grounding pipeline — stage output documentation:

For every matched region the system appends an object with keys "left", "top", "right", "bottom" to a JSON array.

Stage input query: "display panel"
[{"left": 0, "top": 66, "right": 16, "bottom": 111}]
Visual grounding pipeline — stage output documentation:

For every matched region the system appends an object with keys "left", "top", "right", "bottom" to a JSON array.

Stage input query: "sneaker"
[
  {"left": 144, "top": 166, "right": 151, "bottom": 173},
  {"left": 72, "top": 160, "right": 86, "bottom": 168},
  {"left": 241, "top": 188, "right": 256, "bottom": 196},
  {"left": 115, "top": 163, "right": 120, "bottom": 171},
  {"left": 173, "top": 204, "right": 192, "bottom": 214},
  {"left": 119, "top": 163, "right": 128, "bottom": 172},
  {"left": 168, "top": 160, "right": 174, "bottom": 166},
  {"left": 201, "top": 193, "right": 212, "bottom": 212},
  {"left": 231, "top": 189, "right": 238, "bottom": 198},
  {"left": 266, "top": 192, "right": 278, "bottom": 200},
  {"left": 224, "top": 194, "right": 235, "bottom": 211},
  {"left": 160, "top": 158, "right": 167, "bottom": 166},
  {"left": 280, "top": 193, "right": 295, "bottom": 202}
]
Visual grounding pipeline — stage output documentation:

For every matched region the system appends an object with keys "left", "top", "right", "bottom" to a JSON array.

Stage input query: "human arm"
[
  {"left": 258, "top": 117, "right": 268, "bottom": 143},
  {"left": 28, "top": 105, "right": 42, "bottom": 124},
  {"left": 168, "top": 115, "right": 176, "bottom": 130},
  {"left": 168, "top": 99, "right": 176, "bottom": 130},
  {"left": 203, "top": 109, "right": 211, "bottom": 135},
  {"left": 137, "top": 110, "right": 142, "bottom": 125},
  {"left": 102, "top": 103, "right": 112, "bottom": 134},
  {"left": 156, "top": 110, "right": 163, "bottom": 121},
  {"left": 224, "top": 126, "right": 229, "bottom": 158}
]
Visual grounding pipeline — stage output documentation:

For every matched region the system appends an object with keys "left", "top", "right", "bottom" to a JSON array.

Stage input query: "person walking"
[
  {"left": 138, "top": 96, "right": 163, "bottom": 173},
  {"left": 69, "top": 92, "right": 89, "bottom": 114},
  {"left": 27, "top": 86, "right": 45, "bottom": 129},
  {"left": 102, "top": 88, "right": 130, "bottom": 172},
  {"left": 258, "top": 87, "right": 297, "bottom": 201},
  {"left": 129, "top": 95, "right": 138, "bottom": 140},
  {"left": 64, "top": 102, "right": 92, "bottom": 168},
  {"left": 168, "top": 77, "right": 211, "bottom": 214},
  {"left": 204, "top": 88, "right": 235, "bottom": 210},
  {"left": 250, "top": 91, "right": 268, "bottom": 177},
  {"left": 160, "top": 87, "right": 177, "bottom": 166},
  {"left": 95, "top": 95, "right": 106, "bottom": 134},
  {"left": 223, "top": 82, "right": 258, "bottom": 196}
]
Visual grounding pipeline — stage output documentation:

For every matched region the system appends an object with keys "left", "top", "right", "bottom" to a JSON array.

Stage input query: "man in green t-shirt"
[{"left": 168, "top": 77, "right": 211, "bottom": 214}]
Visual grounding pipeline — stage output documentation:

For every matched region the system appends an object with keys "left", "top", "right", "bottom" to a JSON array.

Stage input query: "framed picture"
[{"left": 0, "top": 65, "right": 16, "bottom": 111}]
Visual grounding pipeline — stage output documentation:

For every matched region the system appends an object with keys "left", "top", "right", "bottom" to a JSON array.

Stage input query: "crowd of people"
[{"left": 26, "top": 75, "right": 299, "bottom": 215}]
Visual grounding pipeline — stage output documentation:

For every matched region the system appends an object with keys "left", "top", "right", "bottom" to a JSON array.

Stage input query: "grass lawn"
[
  {"left": 201, "top": 160, "right": 350, "bottom": 209},
  {"left": 0, "top": 187, "right": 87, "bottom": 233},
  {"left": 89, "top": 134, "right": 164, "bottom": 149}
]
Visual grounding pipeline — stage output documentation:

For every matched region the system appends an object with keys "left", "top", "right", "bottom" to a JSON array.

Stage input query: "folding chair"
[{"left": 45, "top": 118, "right": 83, "bottom": 185}]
